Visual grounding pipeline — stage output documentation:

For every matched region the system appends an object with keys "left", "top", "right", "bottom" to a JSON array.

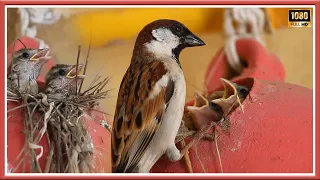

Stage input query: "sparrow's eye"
[
  {"left": 21, "top": 52, "right": 29, "bottom": 58},
  {"left": 58, "top": 69, "right": 66, "bottom": 76},
  {"left": 173, "top": 24, "right": 183, "bottom": 34},
  {"left": 176, "top": 26, "right": 182, "bottom": 32}
]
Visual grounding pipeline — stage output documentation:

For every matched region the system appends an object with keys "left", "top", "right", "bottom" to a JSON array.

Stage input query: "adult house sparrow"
[
  {"left": 44, "top": 64, "right": 85, "bottom": 100},
  {"left": 111, "top": 19, "right": 205, "bottom": 173},
  {"left": 7, "top": 48, "right": 50, "bottom": 95},
  {"left": 186, "top": 78, "right": 250, "bottom": 130}
]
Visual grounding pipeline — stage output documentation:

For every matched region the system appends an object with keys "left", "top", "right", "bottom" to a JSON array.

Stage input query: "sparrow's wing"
[{"left": 112, "top": 61, "right": 174, "bottom": 173}]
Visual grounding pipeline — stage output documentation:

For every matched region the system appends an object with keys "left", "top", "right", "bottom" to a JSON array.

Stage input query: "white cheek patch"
[
  {"left": 145, "top": 28, "right": 180, "bottom": 59},
  {"left": 152, "top": 28, "right": 175, "bottom": 41}
]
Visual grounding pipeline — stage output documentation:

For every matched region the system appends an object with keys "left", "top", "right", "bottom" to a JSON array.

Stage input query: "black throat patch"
[{"left": 172, "top": 45, "right": 184, "bottom": 68}]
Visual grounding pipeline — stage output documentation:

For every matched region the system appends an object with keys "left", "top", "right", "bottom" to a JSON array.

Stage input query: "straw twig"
[{"left": 75, "top": 46, "right": 81, "bottom": 96}]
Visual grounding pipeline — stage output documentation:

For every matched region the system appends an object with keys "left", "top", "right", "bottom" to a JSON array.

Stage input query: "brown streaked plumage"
[
  {"left": 112, "top": 61, "right": 169, "bottom": 170},
  {"left": 112, "top": 19, "right": 205, "bottom": 173}
]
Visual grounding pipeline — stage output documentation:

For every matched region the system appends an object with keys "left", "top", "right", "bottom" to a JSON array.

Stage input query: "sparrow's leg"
[{"left": 166, "top": 145, "right": 182, "bottom": 162}]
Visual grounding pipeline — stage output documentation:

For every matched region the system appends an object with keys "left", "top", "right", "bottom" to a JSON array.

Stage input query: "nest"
[{"left": 7, "top": 45, "right": 111, "bottom": 173}]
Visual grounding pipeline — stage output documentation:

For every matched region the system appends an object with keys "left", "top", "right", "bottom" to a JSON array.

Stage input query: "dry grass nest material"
[{"left": 7, "top": 45, "right": 112, "bottom": 173}]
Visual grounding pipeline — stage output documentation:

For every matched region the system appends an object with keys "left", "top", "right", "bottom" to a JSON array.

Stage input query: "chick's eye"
[
  {"left": 21, "top": 52, "right": 29, "bottom": 58},
  {"left": 58, "top": 69, "right": 66, "bottom": 76},
  {"left": 240, "top": 88, "right": 248, "bottom": 95}
]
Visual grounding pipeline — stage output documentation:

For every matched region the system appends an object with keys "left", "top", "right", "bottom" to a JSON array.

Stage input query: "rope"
[
  {"left": 18, "top": 8, "right": 62, "bottom": 49},
  {"left": 223, "top": 8, "right": 270, "bottom": 74}
]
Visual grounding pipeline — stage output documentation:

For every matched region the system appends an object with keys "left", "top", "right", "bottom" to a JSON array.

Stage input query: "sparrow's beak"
[
  {"left": 30, "top": 48, "right": 51, "bottom": 62},
  {"left": 66, "top": 64, "right": 86, "bottom": 79},
  {"left": 183, "top": 33, "right": 206, "bottom": 47},
  {"left": 220, "top": 78, "right": 237, "bottom": 98}
]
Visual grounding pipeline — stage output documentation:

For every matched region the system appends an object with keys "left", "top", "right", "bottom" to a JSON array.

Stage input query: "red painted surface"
[
  {"left": 152, "top": 78, "right": 313, "bottom": 173},
  {"left": 7, "top": 36, "right": 54, "bottom": 83},
  {"left": 205, "top": 38, "right": 285, "bottom": 93}
]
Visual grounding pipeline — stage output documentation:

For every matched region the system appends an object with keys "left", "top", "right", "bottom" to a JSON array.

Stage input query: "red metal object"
[
  {"left": 7, "top": 36, "right": 55, "bottom": 83},
  {"left": 205, "top": 38, "right": 285, "bottom": 93},
  {"left": 152, "top": 77, "right": 313, "bottom": 173}
]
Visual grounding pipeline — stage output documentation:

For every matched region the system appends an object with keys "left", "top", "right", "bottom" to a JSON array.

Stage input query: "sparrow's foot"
[{"left": 166, "top": 145, "right": 182, "bottom": 162}]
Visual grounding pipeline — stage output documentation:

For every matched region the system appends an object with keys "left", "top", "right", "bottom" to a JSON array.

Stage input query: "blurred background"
[{"left": 7, "top": 7, "right": 313, "bottom": 116}]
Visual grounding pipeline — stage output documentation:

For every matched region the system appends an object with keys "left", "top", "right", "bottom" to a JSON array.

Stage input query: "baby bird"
[
  {"left": 111, "top": 19, "right": 205, "bottom": 173},
  {"left": 186, "top": 78, "right": 250, "bottom": 130},
  {"left": 7, "top": 48, "right": 50, "bottom": 95},
  {"left": 44, "top": 64, "right": 85, "bottom": 100},
  {"left": 210, "top": 78, "right": 250, "bottom": 113}
]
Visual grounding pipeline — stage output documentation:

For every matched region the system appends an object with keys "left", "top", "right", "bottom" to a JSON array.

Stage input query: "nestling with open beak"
[
  {"left": 7, "top": 48, "right": 51, "bottom": 95},
  {"left": 44, "top": 64, "right": 85, "bottom": 100},
  {"left": 111, "top": 19, "right": 205, "bottom": 173},
  {"left": 186, "top": 78, "right": 250, "bottom": 130}
]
